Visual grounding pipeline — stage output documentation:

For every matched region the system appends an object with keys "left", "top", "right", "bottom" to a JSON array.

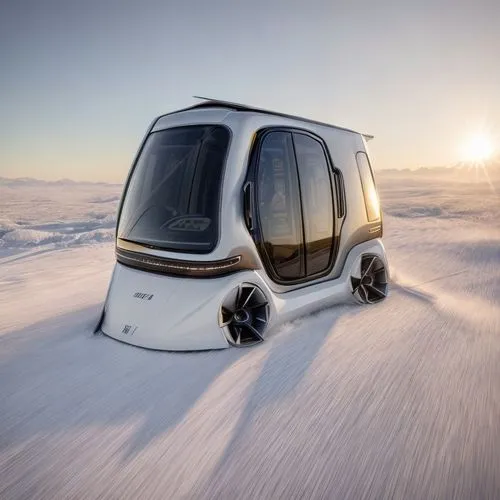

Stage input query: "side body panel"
[{"left": 101, "top": 239, "right": 387, "bottom": 350}]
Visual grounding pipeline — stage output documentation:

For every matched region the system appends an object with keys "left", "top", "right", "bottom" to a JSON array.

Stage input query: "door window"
[
  {"left": 293, "top": 133, "right": 334, "bottom": 275},
  {"left": 256, "top": 131, "right": 305, "bottom": 280}
]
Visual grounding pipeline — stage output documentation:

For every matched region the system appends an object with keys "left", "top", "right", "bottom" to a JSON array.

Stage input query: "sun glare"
[
  {"left": 464, "top": 135, "right": 494, "bottom": 162},
  {"left": 459, "top": 132, "right": 497, "bottom": 193}
]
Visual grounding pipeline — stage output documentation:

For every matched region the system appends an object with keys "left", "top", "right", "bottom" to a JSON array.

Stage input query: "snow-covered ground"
[
  {"left": 0, "top": 179, "right": 120, "bottom": 257},
  {"left": 1, "top": 171, "right": 499, "bottom": 499}
]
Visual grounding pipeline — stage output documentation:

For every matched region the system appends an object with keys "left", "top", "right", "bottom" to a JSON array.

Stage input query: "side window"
[
  {"left": 355, "top": 151, "right": 380, "bottom": 222},
  {"left": 293, "top": 133, "right": 334, "bottom": 275},
  {"left": 256, "top": 132, "right": 305, "bottom": 280}
]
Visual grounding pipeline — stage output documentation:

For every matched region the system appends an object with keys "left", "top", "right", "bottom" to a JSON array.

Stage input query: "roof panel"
[
  {"left": 190, "top": 96, "right": 374, "bottom": 140},
  {"left": 152, "top": 96, "right": 374, "bottom": 141}
]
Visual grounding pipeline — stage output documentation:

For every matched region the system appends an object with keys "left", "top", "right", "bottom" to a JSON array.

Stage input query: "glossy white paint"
[
  {"left": 99, "top": 102, "right": 388, "bottom": 350},
  {"left": 101, "top": 239, "right": 387, "bottom": 351}
]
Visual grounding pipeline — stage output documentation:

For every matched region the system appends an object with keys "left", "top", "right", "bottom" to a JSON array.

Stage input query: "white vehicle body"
[{"left": 97, "top": 97, "right": 388, "bottom": 350}]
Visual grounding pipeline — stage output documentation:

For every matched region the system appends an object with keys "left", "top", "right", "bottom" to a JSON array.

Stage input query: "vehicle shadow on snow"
[
  {"left": 3, "top": 296, "right": 422, "bottom": 469},
  {"left": 111, "top": 306, "right": 348, "bottom": 459},
  {"left": 0, "top": 302, "right": 346, "bottom": 462},
  {"left": 192, "top": 305, "right": 353, "bottom": 493},
  {"left": 0, "top": 306, "right": 243, "bottom": 452}
]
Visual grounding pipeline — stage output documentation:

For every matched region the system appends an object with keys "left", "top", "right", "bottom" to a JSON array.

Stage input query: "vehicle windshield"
[{"left": 118, "top": 125, "right": 230, "bottom": 253}]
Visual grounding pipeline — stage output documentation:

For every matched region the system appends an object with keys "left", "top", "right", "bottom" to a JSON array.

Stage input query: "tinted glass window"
[
  {"left": 293, "top": 133, "right": 334, "bottom": 275},
  {"left": 257, "top": 132, "right": 305, "bottom": 280},
  {"left": 118, "top": 126, "right": 230, "bottom": 253},
  {"left": 355, "top": 151, "right": 380, "bottom": 222}
]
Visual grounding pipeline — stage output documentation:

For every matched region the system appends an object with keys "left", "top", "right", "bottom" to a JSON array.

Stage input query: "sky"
[{"left": 1, "top": 0, "right": 499, "bottom": 182}]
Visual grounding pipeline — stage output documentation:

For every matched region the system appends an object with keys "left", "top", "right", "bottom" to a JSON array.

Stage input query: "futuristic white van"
[{"left": 96, "top": 97, "right": 388, "bottom": 350}]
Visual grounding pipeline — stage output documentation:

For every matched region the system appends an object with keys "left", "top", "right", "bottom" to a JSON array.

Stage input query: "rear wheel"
[{"left": 351, "top": 254, "right": 388, "bottom": 304}]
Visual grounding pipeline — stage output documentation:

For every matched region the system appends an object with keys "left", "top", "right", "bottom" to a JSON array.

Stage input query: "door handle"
[
  {"left": 334, "top": 170, "right": 346, "bottom": 218},
  {"left": 243, "top": 181, "right": 254, "bottom": 231}
]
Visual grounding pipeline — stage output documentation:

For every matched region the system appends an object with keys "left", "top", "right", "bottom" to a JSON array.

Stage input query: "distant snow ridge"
[
  {"left": 0, "top": 219, "right": 19, "bottom": 238},
  {"left": 0, "top": 217, "right": 115, "bottom": 249},
  {"left": 88, "top": 195, "right": 121, "bottom": 204},
  {"left": 0, "top": 179, "right": 122, "bottom": 251}
]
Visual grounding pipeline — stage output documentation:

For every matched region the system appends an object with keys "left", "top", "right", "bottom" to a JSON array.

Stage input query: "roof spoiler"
[{"left": 188, "top": 96, "right": 373, "bottom": 139}]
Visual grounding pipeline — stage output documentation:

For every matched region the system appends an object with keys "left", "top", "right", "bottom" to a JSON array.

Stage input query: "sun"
[{"left": 464, "top": 135, "right": 494, "bottom": 162}]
